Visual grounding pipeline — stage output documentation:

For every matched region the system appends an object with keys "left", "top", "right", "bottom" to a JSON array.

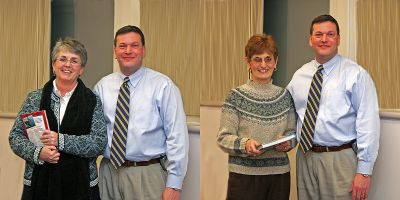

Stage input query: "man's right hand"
[
  {"left": 161, "top": 187, "right": 180, "bottom": 200},
  {"left": 349, "top": 173, "right": 371, "bottom": 200},
  {"left": 39, "top": 146, "right": 60, "bottom": 164}
]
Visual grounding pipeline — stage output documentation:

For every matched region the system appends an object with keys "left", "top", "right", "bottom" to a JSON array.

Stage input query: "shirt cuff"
[
  {"left": 357, "top": 160, "right": 374, "bottom": 175},
  {"left": 34, "top": 147, "right": 45, "bottom": 165},
  {"left": 166, "top": 174, "right": 184, "bottom": 189},
  {"left": 58, "top": 133, "right": 65, "bottom": 151}
]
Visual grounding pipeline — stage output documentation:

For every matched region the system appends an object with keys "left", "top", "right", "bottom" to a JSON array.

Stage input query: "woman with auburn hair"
[{"left": 217, "top": 34, "right": 296, "bottom": 200}]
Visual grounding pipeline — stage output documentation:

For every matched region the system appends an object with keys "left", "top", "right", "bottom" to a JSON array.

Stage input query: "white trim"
[
  {"left": 330, "top": 0, "right": 357, "bottom": 61},
  {"left": 90, "top": 177, "right": 99, "bottom": 187},
  {"left": 113, "top": 0, "right": 141, "bottom": 72},
  {"left": 380, "top": 110, "right": 400, "bottom": 120}
]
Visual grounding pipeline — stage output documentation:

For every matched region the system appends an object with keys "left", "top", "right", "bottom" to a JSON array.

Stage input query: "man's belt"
[
  {"left": 122, "top": 158, "right": 160, "bottom": 167},
  {"left": 311, "top": 140, "right": 355, "bottom": 153}
]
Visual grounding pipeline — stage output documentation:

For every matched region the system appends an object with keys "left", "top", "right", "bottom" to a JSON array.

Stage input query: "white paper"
[{"left": 258, "top": 134, "right": 296, "bottom": 149}]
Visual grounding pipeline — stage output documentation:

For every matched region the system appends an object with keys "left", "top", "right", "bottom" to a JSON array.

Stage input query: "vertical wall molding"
[
  {"left": 330, "top": 0, "right": 357, "bottom": 61},
  {"left": 113, "top": 0, "right": 140, "bottom": 72}
]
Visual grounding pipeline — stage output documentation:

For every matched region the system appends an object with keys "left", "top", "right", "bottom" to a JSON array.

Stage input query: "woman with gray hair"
[{"left": 9, "top": 38, "right": 107, "bottom": 200}]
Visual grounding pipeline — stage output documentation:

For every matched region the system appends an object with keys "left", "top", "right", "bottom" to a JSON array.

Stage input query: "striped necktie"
[
  {"left": 110, "top": 77, "right": 130, "bottom": 168},
  {"left": 300, "top": 65, "right": 324, "bottom": 153}
]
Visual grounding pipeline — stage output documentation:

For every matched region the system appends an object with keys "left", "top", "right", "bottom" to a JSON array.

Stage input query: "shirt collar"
[
  {"left": 118, "top": 66, "right": 145, "bottom": 89},
  {"left": 52, "top": 80, "right": 77, "bottom": 98},
  {"left": 314, "top": 54, "right": 340, "bottom": 76}
]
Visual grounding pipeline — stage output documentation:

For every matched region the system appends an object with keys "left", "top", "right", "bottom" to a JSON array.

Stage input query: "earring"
[
  {"left": 274, "top": 67, "right": 278, "bottom": 72},
  {"left": 248, "top": 68, "right": 252, "bottom": 80}
]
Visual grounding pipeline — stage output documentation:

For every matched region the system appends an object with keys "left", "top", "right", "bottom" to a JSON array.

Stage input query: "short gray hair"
[{"left": 51, "top": 37, "right": 88, "bottom": 67}]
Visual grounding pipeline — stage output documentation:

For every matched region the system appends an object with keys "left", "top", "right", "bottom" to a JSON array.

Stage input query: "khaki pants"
[
  {"left": 99, "top": 158, "right": 167, "bottom": 200},
  {"left": 297, "top": 148, "right": 357, "bottom": 200}
]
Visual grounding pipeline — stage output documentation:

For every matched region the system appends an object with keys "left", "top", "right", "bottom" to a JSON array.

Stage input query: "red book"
[{"left": 20, "top": 110, "right": 49, "bottom": 146}]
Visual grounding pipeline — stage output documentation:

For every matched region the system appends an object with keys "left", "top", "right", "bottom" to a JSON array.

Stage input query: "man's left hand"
[
  {"left": 161, "top": 187, "right": 180, "bottom": 200},
  {"left": 274, "top": 140, "right": 292, "bottom": 152},
  {"left": 349, "top": 173, "right": 371, "bottom": 200}
]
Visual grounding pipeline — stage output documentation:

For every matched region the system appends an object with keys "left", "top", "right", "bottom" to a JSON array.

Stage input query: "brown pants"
[
  {"left": 226, "top": 172, "right": 290, "bottom": 200},
  {"left": 21, "top": 184, "right": 100, "bottom": 200}
]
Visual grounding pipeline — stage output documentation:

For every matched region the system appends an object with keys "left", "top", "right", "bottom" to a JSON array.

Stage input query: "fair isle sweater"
[{"left": 217, "top": 80, "right": 296, "bottom": 175}]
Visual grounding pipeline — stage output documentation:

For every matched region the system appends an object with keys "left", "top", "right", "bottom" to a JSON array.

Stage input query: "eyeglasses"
[
  {"left": 312, "top": 31, "right": 337, "bottom": 40},
  {"left": 56, "top": 57, "right": 81, "bottom": 66},
  {"left": 251, "top": 56, "right": 275, "bottom": 65}
]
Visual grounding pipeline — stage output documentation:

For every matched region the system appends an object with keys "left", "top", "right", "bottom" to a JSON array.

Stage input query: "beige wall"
[
  {"left": 200, "top": 106, "right": 228, "bottom": 200},
  {"left": 182, "top": 120, "right": 200, "bottom": 200},
  {"left": 0, "top": 115, "right": 24, "bottom": 200},
  {"left": 368, "top": 112, "right": 400, "bottom": 199}
]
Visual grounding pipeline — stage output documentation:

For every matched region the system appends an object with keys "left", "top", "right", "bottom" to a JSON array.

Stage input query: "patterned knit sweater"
[
  {"left": 217, "top": 80, "right": 296, "bottom": 175},
  {"left": 9, "top": 89, "right": 107, "bottom": 187}
]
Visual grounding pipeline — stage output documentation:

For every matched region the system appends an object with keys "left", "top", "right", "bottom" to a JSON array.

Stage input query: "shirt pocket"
[
  {"left": 133, "top": 104, "right": 160, "bottom": 130},
  {"left": 323, "top": 90, "right": 350, "bottom": 117}
]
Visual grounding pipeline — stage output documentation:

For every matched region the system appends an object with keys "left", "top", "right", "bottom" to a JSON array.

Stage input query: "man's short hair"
[
  {"left": 114, "top": 25, "right": 145, "bottom": 47},
  {"left": 310, "top": 14, "right": 340, "bottom": 35}
]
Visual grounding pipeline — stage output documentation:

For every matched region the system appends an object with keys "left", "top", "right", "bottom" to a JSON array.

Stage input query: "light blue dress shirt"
[
  {"left": 93, "top": 67, "right": 189, "bottom": 189},
  {"left": 287, "top": 54, "right": 380, "bottom": 175}
]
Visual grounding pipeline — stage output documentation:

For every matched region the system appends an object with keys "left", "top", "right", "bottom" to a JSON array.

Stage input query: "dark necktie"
[
  {"left": 300, "top": 65, "right": 324, "bottom": 153},
  {"left": 110, "top": 77, "right": 130, "bottom": 168}
]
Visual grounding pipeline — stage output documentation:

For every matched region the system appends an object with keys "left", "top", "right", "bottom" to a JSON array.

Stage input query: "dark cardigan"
[{"left": 31, "top": 78, "right": 96, "bottom": 200}]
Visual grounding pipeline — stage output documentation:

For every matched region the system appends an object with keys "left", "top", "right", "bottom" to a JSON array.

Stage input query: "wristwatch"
[
  {"left": 361, "top": 174, "right": 371, "bottom": 178},
  {"left": 171, "top": 187, "right": 182, "bottom": 192}
]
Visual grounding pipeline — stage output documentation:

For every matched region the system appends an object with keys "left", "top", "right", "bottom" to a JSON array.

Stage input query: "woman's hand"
[
  {"left": 39, "top": 146, "right": 60, "bottom": 164},
  {"left": 274, "top": 140, "right": 292, "bottom": 152},
  {"left": 245, "top": 139, "right": 262, "bottom": 156},
  {"left": 40, "top": 130, "right": 59, "bottom": 146}
]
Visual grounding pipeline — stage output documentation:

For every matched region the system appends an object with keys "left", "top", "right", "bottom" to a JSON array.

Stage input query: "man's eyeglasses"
[{"left": 56, "top": 57, "right": 81, "bottom": 66}]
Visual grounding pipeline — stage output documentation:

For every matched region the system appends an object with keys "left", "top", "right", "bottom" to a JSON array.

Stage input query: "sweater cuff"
[
  {"left": 34, "top": 146, "right": 45, "bottom": 165},
  {"left": 58, "top": 133, "right": 65, "bottom": 151},
  {"left": 240, "top": 137, "right": 250, "bottom": 154}
]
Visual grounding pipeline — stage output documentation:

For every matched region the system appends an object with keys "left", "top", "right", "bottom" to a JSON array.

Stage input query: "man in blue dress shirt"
[
  {"left": 94, "top": 25, "right": 189, "bottom": 200},
  {"left": 287, "top": 15, "right": 380, "bottom": 200}
]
